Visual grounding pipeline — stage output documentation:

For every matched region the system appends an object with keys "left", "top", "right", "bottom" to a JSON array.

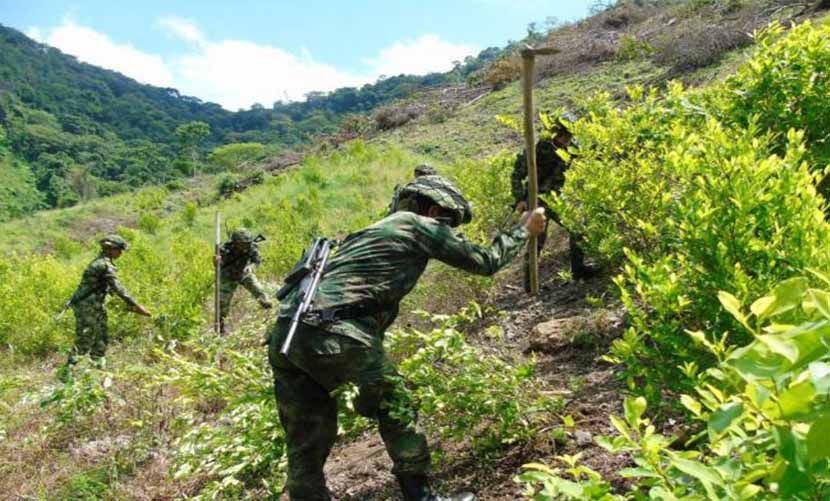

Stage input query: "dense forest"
[{"left": 0, "top": 23, "right": 505, "bottom": 218}]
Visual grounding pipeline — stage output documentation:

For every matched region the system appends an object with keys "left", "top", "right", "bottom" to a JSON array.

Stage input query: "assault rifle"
[{"left": 278, "top": 238, "right": 334, "bottom": 356}]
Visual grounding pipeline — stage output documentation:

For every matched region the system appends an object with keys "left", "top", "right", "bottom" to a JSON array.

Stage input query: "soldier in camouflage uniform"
[
  {"left": 216, "top": 228, "right": 272, "bottom": 334},
  {"left": 512, "top": 112, "right": 596, "bottom": 289},
  {"left": 267, "top": 175, "right": 546, "bottom": 501},
  {"left": 65, "top": 235, "right": 150, "bottom": 363}
]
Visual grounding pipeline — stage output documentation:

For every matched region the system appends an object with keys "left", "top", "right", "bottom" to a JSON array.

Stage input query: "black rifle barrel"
[{"left": 280, "top": 239, "right": 333, "bottom": 355}]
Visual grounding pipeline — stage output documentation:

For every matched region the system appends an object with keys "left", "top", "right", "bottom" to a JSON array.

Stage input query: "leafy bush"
[
  {"left": 388, "top": 306, "right": 560, "bottom": 455},
  {"left": 216, "top": 173, "right": 241, "bottom": 197},
  {"left": 519, "top": 276, "right": 830, "bottom": 499},
  {"left": 718, "top": 22, "right": 830, "bottom": 183},
  {"left": 208, "top": 142, "right": 265, "bottom": 172},
  {"left": 558, "top": 82, "right": 830, "bottom": 398},
  {"left": 39, "top": 359, "right": 113, "bottom": 430},
  {"left": 483, "top": 57, "right": 522, "bottom": 91}
]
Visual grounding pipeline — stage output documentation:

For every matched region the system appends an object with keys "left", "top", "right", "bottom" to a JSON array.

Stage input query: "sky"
[{"left": 0, "top": 1, "right": 594, "bottom": 111}]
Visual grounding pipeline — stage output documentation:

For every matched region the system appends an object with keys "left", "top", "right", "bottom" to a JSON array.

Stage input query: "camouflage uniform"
[
  {"left": 68, "top": 236, "right": 139, "bottom": 361},
  {"left": 512, "top": 121, "right": 589, "bottom": 282},
  {"left": 219, "top": 229, "right": 271, "bottom": 333},
  {"left": 268, "top": 176, "right": 524, "bottom": 500}
]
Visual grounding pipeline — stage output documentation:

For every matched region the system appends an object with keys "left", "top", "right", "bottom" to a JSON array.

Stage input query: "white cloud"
[
  {"left": 365, "top": 34, "right": 478, "bottom": 77},
  {"left": 27, "top": 19, "right": 479, "bottom": 110},
  {"left": 169, "top": 39, "right": 367, "bottom": 110},
  {"left": 157, "top": 16, "right": 206, "bottom": 47},
  {"left": 32, "top": 19, "right": 174, "bottom": 88}
]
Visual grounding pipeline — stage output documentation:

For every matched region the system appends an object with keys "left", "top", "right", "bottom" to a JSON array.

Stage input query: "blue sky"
[{"left": 0, "top": 1, "right": 594, "bottom": 110}]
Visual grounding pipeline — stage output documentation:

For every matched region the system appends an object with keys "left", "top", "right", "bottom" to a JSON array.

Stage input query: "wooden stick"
[
  {"left": 521, "top": 50, "right": 540, "bottom": 296},
  {"left": 214, "top": 212, "right": 222, "bottom": 335}
]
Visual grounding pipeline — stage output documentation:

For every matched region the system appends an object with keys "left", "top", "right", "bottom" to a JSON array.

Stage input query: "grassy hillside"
[{"left": 4, "top": 1, "right": 830, "bottom": 499}]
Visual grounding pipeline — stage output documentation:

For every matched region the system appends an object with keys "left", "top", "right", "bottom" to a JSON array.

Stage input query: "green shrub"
[
  {"left": 559, "top": 83, "right": 830, "bottom": 399},
  {"left": 519, "top": 277, "right": 830, "bottom": 499},
  {"left": 717, "top": 22, "right": 830, "bottom": 187},
  {"left": 216, "top": 173, "right": 241, "bottom": 197},
  {"left": 388, "top": 305, "right": 561, "bottom": 455}
]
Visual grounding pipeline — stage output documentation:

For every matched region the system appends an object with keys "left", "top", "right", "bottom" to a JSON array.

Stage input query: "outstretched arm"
[
  {"left": 104, "top": 264, "right": 151, "bottom": 316},
  {"left": 413, "top": 209, "right": 545, "bottom": 276}
]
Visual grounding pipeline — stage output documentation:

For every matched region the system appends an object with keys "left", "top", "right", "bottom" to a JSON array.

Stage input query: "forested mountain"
[{"left": 0, "top": 23, "right": 504, "bottom": 218}]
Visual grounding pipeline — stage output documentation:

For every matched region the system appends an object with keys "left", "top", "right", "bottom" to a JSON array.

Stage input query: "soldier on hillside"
[
  {"left": 266, "top": 175, "right": 546, "bottom": 501},
  {"left": 64, "top": 235, "right": 151, "bottom": 364},
  {"left": 512, "top": 112, "right": 596, "bottom": 290},
  {"left": 216, "top": 228, "right": 272, "bottom": 334},
  {"left": 388, "top": 163, "right": 438, "bottom": 214}
]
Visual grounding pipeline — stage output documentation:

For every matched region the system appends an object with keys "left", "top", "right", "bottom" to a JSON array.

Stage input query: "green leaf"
[
  {"left": 809, "top": 362, "right": 830, "bottom": 394},
  {"left": 681, "top": 394, "right": 702, "bottom": 417},
  {"left": 619, "top": 467, "right": 662, "bottom": 479},
  {"left": 803, "top": 289, "right": 830, "bottom": 319},
  {"left": 718, "top": 291, "right": 748, "bottom": 329},
  {"left": 767, "top": 277, "right": 809, "bottom": 317},
  {"left": 727, "top": 344, "right": 786, "bottom": 381},
  {"left": 624, "top": 396, "right": 647, "bottom": 426},
  {"left": 671, "top": 456, "right": 721, "bottom": 486},
  {"left": 708, "top": 402, "right": 743, "bottom": 434},
  {"left": 610, "top": 415, "right": 632, "bottom": 441},
  {"left": 774, "top": 426, "right": 808, "bottom": 472},
  {"left": 807, "top": 416, "right": 830, "bottom": 464},
  {"left": 756, "top": 334, "right": 799, "bottom": 363},
  {"left": 750, "top": 295, "right": 775, "bottom": 319},
  {"left": 779, "top": 380, "right": 816, "bottom": 419}
]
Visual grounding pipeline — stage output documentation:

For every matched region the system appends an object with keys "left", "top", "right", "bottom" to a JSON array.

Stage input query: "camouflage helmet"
[
  {"left": 230, "top": 228, "right": 255, "bottom": 244},
  {"left": 414, "top": 163, "right": 437, "bottom": 177},
  {"left": 100, "top": 234, "right": 129, "bottom": 251},
  {"left": 395, "top": 175, "right": 473, "bottom": 227}
]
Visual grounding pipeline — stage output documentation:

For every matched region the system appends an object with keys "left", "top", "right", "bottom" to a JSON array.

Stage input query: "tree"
[
  {"left": 175, "top": 121, "right": 210, "bottom": 176},
  {"left": 207, "top": 142, "right": 265, "bottom": 172}
]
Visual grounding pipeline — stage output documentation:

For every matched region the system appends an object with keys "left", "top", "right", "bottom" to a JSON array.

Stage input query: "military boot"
[
  {"left": 569, "top": 237, "right": 598, "bottom": 280},
  {"left": 397, "top": 474, "right": 476, "bottom": 501}
]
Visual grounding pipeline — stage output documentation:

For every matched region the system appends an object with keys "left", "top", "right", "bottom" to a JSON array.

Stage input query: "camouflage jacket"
[
  {"left": 511, "top": 140, "right": 570, "bottom": 203},
  {"left": 69, "top": 254, "right": 138, "bottom": 309},
  {"left": 220, "top": 241, "right": 262, "bottom": 281},
  {"left": 278, "top": 211, "right": 528, "bottom": 346}
]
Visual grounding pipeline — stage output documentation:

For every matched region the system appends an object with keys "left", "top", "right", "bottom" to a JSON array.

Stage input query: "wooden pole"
[
  {"left": 521, "top": 48, "right": 540, "bottom": 296},
  {"left": 214, "top": 212, "right": 222, "bottom": 335}
]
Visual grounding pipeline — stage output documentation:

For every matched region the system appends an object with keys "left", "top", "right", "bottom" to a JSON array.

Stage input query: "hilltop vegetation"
[
  {"left": 0, "top": 23, "right": 508, "bottom": 219},
  {"left": 3, "top": 1, "right": 830, "bottom": 499}
]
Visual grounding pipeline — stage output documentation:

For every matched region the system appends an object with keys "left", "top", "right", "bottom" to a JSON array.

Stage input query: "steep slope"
[{"left": 2, "top": 2, "right": 830, "bottom": 499}]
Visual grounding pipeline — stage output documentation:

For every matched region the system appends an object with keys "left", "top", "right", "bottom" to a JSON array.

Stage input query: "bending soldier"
[
  {"left": 267, "top": 175, "right": 546, "bottom": 501},
  {"left": 65, "top": 235, "right": 150, "bottom": 364},
  {"left": 512, "top": 112, "right": 597, "bottom": 289},
  {"left": 216, "top": 228, "right": 272, "bottom": 334}
]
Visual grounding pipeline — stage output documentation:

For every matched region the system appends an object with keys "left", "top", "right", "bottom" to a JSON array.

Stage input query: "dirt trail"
[{"left": 324, "top": 230, "right": 630, "bottom": 500}]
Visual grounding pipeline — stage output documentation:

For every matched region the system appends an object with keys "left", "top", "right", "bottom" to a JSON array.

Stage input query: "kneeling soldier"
[
  {"left": 267, "top": 175, "right": 546, "bottom": 501},
  {"left": 65, "top": 234, "right": 150, "bottom": 364},
  {"left": 216, "top": 228, "right": 272, "bottom": 334}
]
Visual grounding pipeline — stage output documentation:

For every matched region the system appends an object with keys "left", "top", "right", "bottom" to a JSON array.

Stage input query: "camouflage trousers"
[
  {"left": 268, "top": 320, "right": 429, "bottom": 500},
  {"left": 70, "top": 302, "right": 108, "bottom": 362},
  {"left": 219, "top": 272, "right": 267, "bottom": 327}
]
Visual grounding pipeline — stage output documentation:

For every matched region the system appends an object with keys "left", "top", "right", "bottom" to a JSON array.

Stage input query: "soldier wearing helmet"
[
  {"left": 266, "top": 175, "right": 546, "bottom": 501},
  {"left": 215, "top": 228, "right": 272, "bottom": 334},
  {"left": 64, "top": 234, "right": 151, "bottom": 364},
  {"left": 388, "top": 163, "right": 440, "bottom": 215},
  {"left": 512, "top": 112, "right": 597, "bottom": 289}
]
